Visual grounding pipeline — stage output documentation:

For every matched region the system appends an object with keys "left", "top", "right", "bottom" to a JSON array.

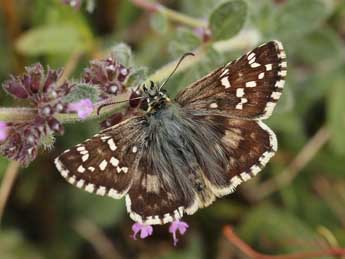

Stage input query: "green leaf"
[
  {"left": 15, "top": 25, "right": 91, "bottom": 56},
  {"left": 168, "top": 27, "right": 201, "bottom": 58},
  {"left": 111, "top": 43, "right": 133, "bottom": 67},
  {"left": 327, "top": 75, "right": 345, "bottom": 155},
  {"left": 63, "top": 83, "right": 100, "bottom": 103},
  {"left": 150, "top": 12, "right": 168, "bottom": 34},
  {"left": 296, "top": 29, "right": 344, "bottom": 66},
  {"left": 181, "top": 0, "right": 223, "bottom": 17},
  {"left": 273, "top": 0, "right": 328, "bottom": 41},
  {"left": 209, "top": 0, "right": 248, "bottom": 41}
]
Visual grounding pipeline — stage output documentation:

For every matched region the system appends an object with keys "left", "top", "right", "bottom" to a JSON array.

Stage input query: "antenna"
[
  {"left": 159, "top": 52, "right": 195, "bottom": 90},
  {"left": 96, "top": 96, "right": 144, "bottom": 115}
]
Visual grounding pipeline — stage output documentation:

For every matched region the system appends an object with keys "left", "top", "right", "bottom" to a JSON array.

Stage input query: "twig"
[
  {"left": 223, "top": 225, "right": 345, "bottom": 259},
  {"left": 314, "top": 178, "right": 345, "bottom": 228},
  {"left": 158, "top": 5, "right": 207, "bottom": 28},
  {"left": 130, "top": 0, "right": 159, "bottom": 12},
  {"left": 0, "top": 161, "right": 20, "bottom": 223},
  {"left": 57, "top": 50, "right": 84, "bottom": 87},
  {"left": 130, "top": 0, "right": 207, "bottom": 28},
  {"left": 74, "top": 219, "right": 121, "bottom": 259},
  {"left": 253, "top": 125, "right": 330, "bottom": 200}
]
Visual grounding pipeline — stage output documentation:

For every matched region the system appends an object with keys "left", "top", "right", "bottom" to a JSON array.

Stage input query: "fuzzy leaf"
[
  {"left": 111, "top": 43, "right": 133, "bottom": 67},
  {"left": 209, "top": 0, "right": 248, "bottom": 41},
  {"left": 150, "top": 12, "right": 168, "bottom": 34},
  {"left": 168, "top": 28, "right": 201, "bottom": 58},
  {"left": 63, "top": 83, "right": 100, "bottom": 103},
  {"left": 273, "top": 0, "right": 328, "bottom": 40}
]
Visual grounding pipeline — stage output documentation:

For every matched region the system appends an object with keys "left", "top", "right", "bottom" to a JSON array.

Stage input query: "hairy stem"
[
  {"left": 158, "top": 5, "right": 207, "bottom": 28},
  {"left": 131, "top": 0, "right": 207, "bottom": 28}
]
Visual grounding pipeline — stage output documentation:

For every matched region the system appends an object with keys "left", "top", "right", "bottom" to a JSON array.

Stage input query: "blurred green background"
[{"left": 1, "top": 0, "right": 345, "bottom": 258}]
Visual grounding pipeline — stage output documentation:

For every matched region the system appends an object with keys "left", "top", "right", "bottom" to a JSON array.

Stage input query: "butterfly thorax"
[{"left": 142, "top": 82, "right": 171, "bottom": 114}]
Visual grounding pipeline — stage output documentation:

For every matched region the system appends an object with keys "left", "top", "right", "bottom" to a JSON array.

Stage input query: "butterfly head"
[{"left": 142, "top": 81, "right": 170, "bottom": 113}]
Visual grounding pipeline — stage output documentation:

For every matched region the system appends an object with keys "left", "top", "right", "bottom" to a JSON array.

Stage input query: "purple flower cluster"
[
  {"left": 131, "top": 220, "right": 189, "bottom": 246},
  {"left": 82, "top": 55, "right": 141, "bottom": 129},
  {"left": 0, "top": 55, "right": 134, "bottom": 165},
  {"left": 83, "top": 56, "right": 130, "bottom": 99},
  {"left": 1, "top": 64, "right": 76, "bottom": 165}
]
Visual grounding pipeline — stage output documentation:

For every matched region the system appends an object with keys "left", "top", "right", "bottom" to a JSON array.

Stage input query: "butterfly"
[{"left": 55, "top": 41, "right": 287, "bottom": 225}]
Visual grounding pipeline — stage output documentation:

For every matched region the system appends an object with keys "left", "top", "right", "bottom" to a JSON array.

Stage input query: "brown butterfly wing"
[{"left": 175, "top": 41, "right": 287, "bottom": 120}]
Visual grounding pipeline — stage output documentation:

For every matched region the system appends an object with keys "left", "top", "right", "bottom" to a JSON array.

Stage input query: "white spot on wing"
[
  {"left": 236, "top": 88, "right": 244, "bottom": 97},
  {"left": 77, "top": 165, "right": 86, "bottom": 173},
  {"left": 271, "top": 91, "right": 282, "bottom": 100},
  {"left": 247, "top": 52, "right": 255, "bottom": 60},
  {"left": 110, "top": 157, "right": 119, "bottom": 167},
  {"left": 96, "top": 186, "right": 106, "bottom": 196},
  {"left": 76, "top": 179, "right": 85, "bottom": 188},
  {"left": 85, "top": 183, "right": 95, "bottom": 193},
  {"left": 210, "top": 103, "right": 218, "bottom": 108},
  {"left": 246, "top": 81, "right": 257, "bottom": 88},
  {"left": 240, "top": 172, "right": 251, "bottom": 181},
  {"left": 250, "top": 62, "right": 261, "bottom": 68},
  {"left": 82, "top": 154, "right": 89, "bottom": 162},
  {"left": 221, "top": 77, "right": 231, "bottom": 88},
  {"left": 265, "top": 64, "right": 272, "bottom": 71},
  {"left": 275, "top": 80, "right": 285, "bottom": 89},
  {"left": 99, "top": 160, "right": 108, "bottom": 171},
  {"left": 278, "top": 70, "right": 287, "bottom": 77},
  {"left": 77, "top": 146, "right": 85, "bottom": 152},
  {"left": 107, "top": 138, "right": 117, "bottom": 151},
  {"left": 220, "top": 68, "right": 229, "bottom": 77}
]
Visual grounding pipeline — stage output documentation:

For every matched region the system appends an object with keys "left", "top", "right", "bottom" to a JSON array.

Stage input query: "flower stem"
[{"left": 0, "top": 107, "right": 36, "bottom": 122}]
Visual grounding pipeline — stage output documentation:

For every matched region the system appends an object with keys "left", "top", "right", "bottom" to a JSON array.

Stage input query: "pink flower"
[
  {"left": 68, "top": 99, "right": 94, "bottom": 119},
  {"left": 169, "top": 220, "right": 189, "bottom": 246},
  {"left": 131, "top": 223, "right": 153, "bottom": 240},
  {"left": 0, "top": 121, "right": 8, "bottom": 141}
]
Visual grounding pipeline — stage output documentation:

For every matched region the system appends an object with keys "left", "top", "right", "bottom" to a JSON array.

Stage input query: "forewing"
[
  {"left": 54, "top": 116, "right": 146, "bottom": 199},
  {"left": 175, "top": 41, "right": 287, "bottom": 120}
]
